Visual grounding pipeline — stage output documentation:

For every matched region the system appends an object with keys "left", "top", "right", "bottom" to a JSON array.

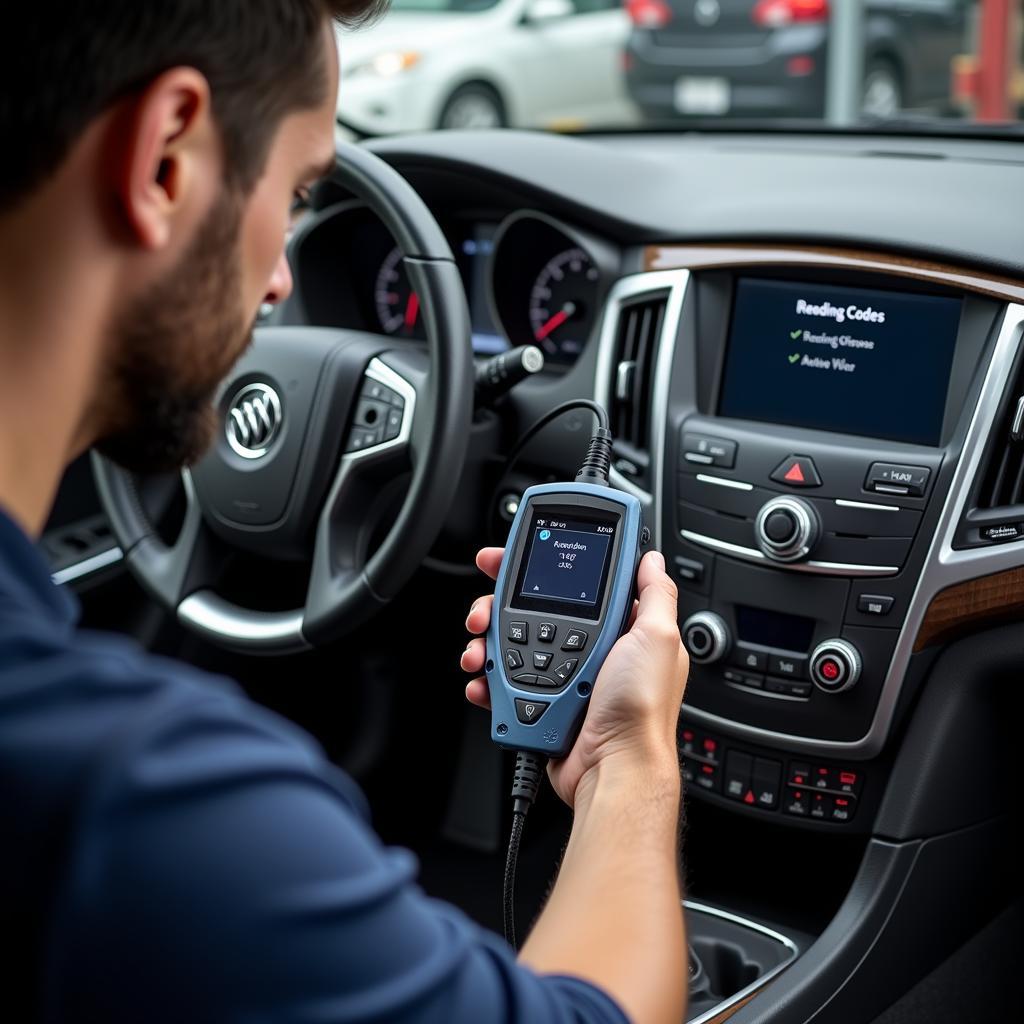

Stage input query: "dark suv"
[{"left": 623, "top": 0, "right": 971, "bottom": 121}]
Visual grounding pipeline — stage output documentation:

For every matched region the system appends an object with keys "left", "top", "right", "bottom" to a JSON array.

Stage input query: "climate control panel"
[{"left": 679, "top": 723, "right": 873, "bottom": 830}]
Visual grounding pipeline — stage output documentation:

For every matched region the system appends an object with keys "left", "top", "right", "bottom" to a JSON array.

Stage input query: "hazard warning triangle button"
[{"left": 770, "top": 455, "right": 822, "bottom": 488}]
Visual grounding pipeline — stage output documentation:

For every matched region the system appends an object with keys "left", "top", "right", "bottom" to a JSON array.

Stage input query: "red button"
[{"left": 821, "top": 659, "right": 840, "bottom": 681}]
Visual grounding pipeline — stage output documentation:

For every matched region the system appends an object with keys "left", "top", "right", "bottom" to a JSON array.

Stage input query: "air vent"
[
  {"left": 978, "top": 393, "right": 1024, "bottom": 508},
  {"left": 609, "top": 294, "right": 667, "bottom": 488},
  {"left": 958, "top": 357, "right": 1024, "bottom": 547}
]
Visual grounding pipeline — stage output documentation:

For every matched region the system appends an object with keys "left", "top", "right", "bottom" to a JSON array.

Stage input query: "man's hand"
[{"left": 461, "top": 547, "right": 688, "bottom": 806}]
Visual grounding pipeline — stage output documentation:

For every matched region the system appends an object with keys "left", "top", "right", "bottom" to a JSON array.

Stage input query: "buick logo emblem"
[
  {"left": 694, "top": 0, "right": 720, "bottom": 26},
  {"left": 225, "top": 383, "right": 282, "bottom": 459}
]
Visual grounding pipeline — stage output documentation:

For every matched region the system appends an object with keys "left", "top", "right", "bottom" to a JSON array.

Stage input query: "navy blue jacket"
[{"left": 0, "top": 507, "right": 626, "bottom": 1023}]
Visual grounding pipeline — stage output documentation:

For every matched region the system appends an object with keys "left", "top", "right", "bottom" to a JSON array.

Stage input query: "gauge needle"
[
  {"left": 404, "top": 292, "right": 420, "bottom": 329},
  {"left": 535, "top": 301, "right": 576, "bottom": 341}
]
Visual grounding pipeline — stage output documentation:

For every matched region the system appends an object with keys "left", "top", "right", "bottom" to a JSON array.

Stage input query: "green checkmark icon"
[
  {"left": 789, "top": 328, "right": 803, "bottom": 340},
  {"left": 788, "top": 352, "right": 801, "bottom": 364}
]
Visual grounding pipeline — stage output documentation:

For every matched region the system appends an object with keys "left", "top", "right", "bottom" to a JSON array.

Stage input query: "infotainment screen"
[{"left": 718, "top": 279, "right": 962, "bottom": 446}]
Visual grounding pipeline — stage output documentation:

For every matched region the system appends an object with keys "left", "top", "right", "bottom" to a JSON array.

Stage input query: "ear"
[{"left": 114, "top": 68, "right": 215, "bottom": 251}]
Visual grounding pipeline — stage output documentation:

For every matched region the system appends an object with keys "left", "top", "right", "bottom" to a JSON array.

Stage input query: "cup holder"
[{"left": 683, "top": 901, "right": 800, "bottom": 1023}]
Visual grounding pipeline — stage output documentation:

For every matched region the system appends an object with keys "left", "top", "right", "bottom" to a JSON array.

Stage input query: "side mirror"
[{"left": 524, "top": 0, "right": 574, "bottom": 24}]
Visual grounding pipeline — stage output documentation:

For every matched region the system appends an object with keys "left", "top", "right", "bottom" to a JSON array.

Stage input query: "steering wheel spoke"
[{"left": 304, "top": 358, "right": 418, "bottom": 640}]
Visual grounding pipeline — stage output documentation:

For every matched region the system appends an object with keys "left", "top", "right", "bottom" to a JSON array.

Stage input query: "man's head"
[{"left": 0, "top": 0, "right": 385, "bottom": 473}]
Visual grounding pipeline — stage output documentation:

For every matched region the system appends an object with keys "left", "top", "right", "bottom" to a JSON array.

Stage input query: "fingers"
[
  {"left": 475, "top": 547, "right": 505, "bottom": 582},
  {"left": 465, "top": 677, "right": 491, "bottom": 710},
  {"left": 632, "top": 550, "right": 680, "bottom": 638},
  {"left": 465, "top": 594, "right": 494, "bottom": 636},
  {"left": 460, "top": 637, "right": 487, "bottom": 673}
]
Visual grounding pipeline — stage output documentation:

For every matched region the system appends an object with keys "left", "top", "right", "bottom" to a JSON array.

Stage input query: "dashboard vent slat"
[
  {"left": 608, "top": 293, "right": 667, "bottom": 489},
  {"left": 978, "top": 390, "right": 1024, "bottom": 510}
]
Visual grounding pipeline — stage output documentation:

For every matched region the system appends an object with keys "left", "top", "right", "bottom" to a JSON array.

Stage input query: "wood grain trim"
[
  {"left": 644, "top": 244, "right": 1024, "bottom": 304},
  {"left": 914, "top": 565, "right": 1024, "bottom": 652}
]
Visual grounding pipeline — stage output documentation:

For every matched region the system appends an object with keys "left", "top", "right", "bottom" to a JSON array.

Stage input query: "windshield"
[{"left": 337, "top": 0, "right": 1023, "bottom": 137}]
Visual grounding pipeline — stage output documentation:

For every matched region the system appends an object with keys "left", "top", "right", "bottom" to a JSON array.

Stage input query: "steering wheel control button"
[
  {"left": 755, "top": 495, "right": 820, "bottom": 562},
  {"left": 514, "top": 699, "right": 549, "bottom": 725},
  {"left": 682, "top": 611, "right": 731, "bottom": 665},
  {"left": 537, "top": 622, "right": 557, "bottom": 643},
  {"left": 770, "top": 455, "right": 821, "bottom": 488},
  {"left": 561, "top": 629, "right": 587, "bottom": 651},
  {"left": 345, "top": 427, "right": 380, "bottom": 453},
  {"left": 507, "top": 621, "right": 528, "bottom": 644},
  {"left": 553, "top": 658, "right": 578, "bottom": 683},
  {"left": 505, "top": 649, "right": 524, "bottom": 671},
  {"left": 382, "top": 407, "right": 404, "bottom": 442},
  {"left": 809, "top": 638, "right": 862, "bottom": 693},
  {"left": 865, "top": 462, "right": 930, "bottom": 497},
  {"left": 532, "top": 651, "right": 553, "bottom": 670},
  {"left": 767, "top": 652, "right": 807, "bottom": 678},
  {"left": 857, "top": 593, "right": 895, "bottom": 616},
  {"left": 682, "top": 432, "right": 737, "bottom": 469},
  {"left": 731, "top": 643, "right": 767, "bottom": 673}
]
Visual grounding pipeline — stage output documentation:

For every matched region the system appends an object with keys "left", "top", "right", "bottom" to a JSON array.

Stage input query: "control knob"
[
  {"left": 682, "top": 611, "right": 731, "bottom": 665},
  {"left": 809, "top": 638, "right": 862, "bottom": 694},
  {"left": 755, "top": 496, "right": 820, "bottom": 563}
]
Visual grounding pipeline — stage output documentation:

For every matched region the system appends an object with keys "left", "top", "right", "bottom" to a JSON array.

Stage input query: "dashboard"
[
  {"left": 217, "top": 130, "right": 1024, "bottom": 840},
  {"left": 289, "top": 203, "right": 617, "bottom": 367}
]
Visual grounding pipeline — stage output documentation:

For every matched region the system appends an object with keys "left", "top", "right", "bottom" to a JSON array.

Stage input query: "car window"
[{"left": 336, "top": 0, "right": 1023, "bottom": 139}]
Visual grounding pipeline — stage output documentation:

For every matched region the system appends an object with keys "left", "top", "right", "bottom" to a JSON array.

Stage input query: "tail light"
[
  {"left": 626, "top": 0, "right": 673, "bottom": 29},
  {"left": 752, "top": 0, "right": 829, "bottom": 27}
]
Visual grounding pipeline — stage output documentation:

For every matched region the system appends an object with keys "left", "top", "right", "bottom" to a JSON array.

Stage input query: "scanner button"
[
  {"left": 512, "top": 673, "right": 538, "bottom": 687},
  {"left": 515, "top": 698, "right": 549, "bottom": 725},
  {"left": 533, "top": 652, "right": 553, "bottom": 670},
  {"left": 537, "top": 622, "right": 557, "bottom": 643},
  {"left": 508, "top": 621, "right": 528, "bottom": 644},
  {"left": 533, "top": 675, "right": 559, "bottom": 689},
  {"left": 553, "top": 659, "right": 578, "bottom": 683},
  {"left": 562, "top": 629, "right": 588, "bottom": 651},
  {"left": 505, "top": 649, "right": 524, "bottom": 671}
]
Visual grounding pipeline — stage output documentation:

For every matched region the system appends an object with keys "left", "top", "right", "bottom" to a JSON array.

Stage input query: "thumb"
[{"left": 632, "top": 551, "right": 679, "bottom": 635}]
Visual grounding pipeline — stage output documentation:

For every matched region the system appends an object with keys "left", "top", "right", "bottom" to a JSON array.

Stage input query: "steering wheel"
[{"left": 93, "top": 143, "right": 474, "bottom": 654}]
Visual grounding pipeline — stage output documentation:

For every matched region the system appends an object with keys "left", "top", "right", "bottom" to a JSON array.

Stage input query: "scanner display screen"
[{"left": 511, "top": 510, "right": 618, "bottom": 620}]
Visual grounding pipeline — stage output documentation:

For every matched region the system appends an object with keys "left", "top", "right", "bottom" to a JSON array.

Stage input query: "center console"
[{"left": 596, "top": 253, "right": 1022, "bottom": 838}]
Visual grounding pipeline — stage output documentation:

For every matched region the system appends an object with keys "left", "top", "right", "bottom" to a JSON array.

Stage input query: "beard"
[{"left": 94, "top": 189, "right": 253, "bottom": 474}]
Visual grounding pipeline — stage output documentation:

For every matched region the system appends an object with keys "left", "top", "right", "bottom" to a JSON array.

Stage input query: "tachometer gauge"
[
  {"left": 528, "top": 248, "right": 599, "bottom": 362},
  {"left": 375, "top": 246, "right": 422, "bottom": 337}
]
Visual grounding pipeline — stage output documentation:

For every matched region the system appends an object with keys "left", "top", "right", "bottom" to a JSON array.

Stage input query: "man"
[{"left": 0, "top": 3, "right": 689, "bottom": 1022}]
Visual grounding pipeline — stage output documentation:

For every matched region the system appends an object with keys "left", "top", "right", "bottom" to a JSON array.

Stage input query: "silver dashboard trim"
[
  {"left": 683, "top": 900, "right": 800, "bottom": 1024},
  {"left": 51, "top": 546, "right": 124, "bottom": 586},
  {"left": 695, "top": 473, "right": 753, "bottom": 492},
  {"left": 676, "top": 303, "right": 1024, "bottom": 756},
  {"left": 680, "top": 529, "right": 900, "bottom": 578},
  {"left": 594, "top": 269, "right": 692, "bottom": 550},
  {"left": 835, "top": 498, "right": 900, "bottom": 512}
]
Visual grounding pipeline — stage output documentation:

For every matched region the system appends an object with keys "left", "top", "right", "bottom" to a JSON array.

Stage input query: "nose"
[{"left": 264, "top": 251, "right": 294, "bottom": 306}]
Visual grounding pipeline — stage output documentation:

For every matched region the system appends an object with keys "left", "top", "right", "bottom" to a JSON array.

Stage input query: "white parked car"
[{"left": 336, "top": 0, "right": 637, "bottom": 135}]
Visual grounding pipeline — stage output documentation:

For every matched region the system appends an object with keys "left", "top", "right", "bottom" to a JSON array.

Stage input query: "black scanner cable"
[{"left": 501, "top": 401, "right": 614, "bottom": 948}]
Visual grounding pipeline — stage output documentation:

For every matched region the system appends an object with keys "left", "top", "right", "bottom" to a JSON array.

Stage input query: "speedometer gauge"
[
  {"left": 528, "top": 248, "right": 599, "bottom": 361},
  {"left": 375, "top": 246, "right": 422, "bottom": 337}
]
